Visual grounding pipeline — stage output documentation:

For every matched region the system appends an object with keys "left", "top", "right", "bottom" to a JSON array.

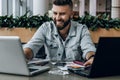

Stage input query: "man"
[{"left": 23, "top": 0, "right": 96, "bottom": 66}]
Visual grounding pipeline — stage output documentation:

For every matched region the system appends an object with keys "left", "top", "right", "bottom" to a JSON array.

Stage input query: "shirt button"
[{"left": 58, "top": 53, "right": 61, "bottom": 56}]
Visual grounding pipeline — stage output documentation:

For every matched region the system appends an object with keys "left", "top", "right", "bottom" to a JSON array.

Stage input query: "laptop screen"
[
  {"left": 0, "top": 36, "right": 50, "bottom": 76},
  {"left": 68, "top": 37, "right": 120, "bottom": 78},
  {"left": 89, "top": 37, "right": 120, "bottom": 77}
]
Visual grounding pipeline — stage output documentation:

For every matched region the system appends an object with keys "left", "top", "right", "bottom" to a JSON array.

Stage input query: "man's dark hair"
[{"left": 53, "top": 0, "right": 73, "bottom": 9}]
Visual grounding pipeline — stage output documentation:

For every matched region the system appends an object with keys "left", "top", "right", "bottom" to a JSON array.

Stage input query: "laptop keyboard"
[{"left": 29, "top": 68, "right": 38, "bottom": 72}]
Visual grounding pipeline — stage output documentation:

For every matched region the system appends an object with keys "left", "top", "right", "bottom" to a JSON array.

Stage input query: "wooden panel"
[
  {"left": 89, "top": 28, "right": 120, "bottom": 43},
  {"left": 0, "top": 28, "right": 37, "bottom": 43},
  {"left": 0, "top": 28, "right": 120, "bottom": 44}
]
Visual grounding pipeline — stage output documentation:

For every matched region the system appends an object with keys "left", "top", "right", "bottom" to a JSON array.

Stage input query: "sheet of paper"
[{"left": 58, "top": 62, "right": 85, "bottom": 71}]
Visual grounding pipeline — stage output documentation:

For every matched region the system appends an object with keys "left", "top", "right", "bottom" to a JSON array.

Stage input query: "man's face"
[{"left": 52, "top": 5, "right": 73, "bottom": 30}]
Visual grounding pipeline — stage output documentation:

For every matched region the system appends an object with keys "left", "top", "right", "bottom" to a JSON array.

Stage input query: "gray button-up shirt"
[{"left": 23, "top": 21, "right": 96, "bottom": 61}]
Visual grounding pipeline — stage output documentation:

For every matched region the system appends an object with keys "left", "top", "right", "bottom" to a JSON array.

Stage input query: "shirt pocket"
[
  {"left": 69, "top": 43, "right": 82, "bottom": 60},
  {"left": 71, "top": 42, "right": 80, "bottom": 51},
  {"left": 46, "top": 39, "right": 58, "bottom": 58},
  {"left": 46, "top": 40, "right": 58, "bottom": 48}
]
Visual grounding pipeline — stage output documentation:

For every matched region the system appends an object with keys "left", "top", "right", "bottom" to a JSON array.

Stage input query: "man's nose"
[{"left": 56, "top": 14, "right": 61, "bottom": 20}]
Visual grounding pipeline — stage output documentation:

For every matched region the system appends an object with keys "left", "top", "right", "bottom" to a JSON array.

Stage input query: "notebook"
[
  {"left": 0, "top": 36, "right": 50, "bottom": 76},
  {"left": 68, "top": 37, "right": 120, "bottom": 78}
]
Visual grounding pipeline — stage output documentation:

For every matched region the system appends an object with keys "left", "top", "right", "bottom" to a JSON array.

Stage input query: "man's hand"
[
  {"left": 83, "top": 57, "right": 94, "bottom": 66},
  {"left": 23, "top": 48, "right": 33, "bottom": 60},
  {"left": 83, "top": 51, "right": 95, "bottom": 66}
]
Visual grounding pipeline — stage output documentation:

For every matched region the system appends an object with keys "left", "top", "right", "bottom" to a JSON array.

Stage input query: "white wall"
[
  {"left": 0, "top": 0, "right": 2, "bottom": 16},
  {"left": 33, "top": 0, "right": 49, "bottom": 16},
  {"left": 111, "top": 0, "right": 120, "bottom": 18}
]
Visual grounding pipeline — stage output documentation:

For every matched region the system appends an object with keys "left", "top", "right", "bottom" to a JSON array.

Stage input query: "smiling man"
[{"left": 23, "top": 0, "right": 96, "bottom": 66}]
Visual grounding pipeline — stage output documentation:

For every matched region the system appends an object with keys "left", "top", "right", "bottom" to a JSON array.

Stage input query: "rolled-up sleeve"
[
  {"left": 80, "top": 25, "right": 96, "bottom": 59},
  {"left": 23, "top": 23, "right": 47, "bottom": 57}
]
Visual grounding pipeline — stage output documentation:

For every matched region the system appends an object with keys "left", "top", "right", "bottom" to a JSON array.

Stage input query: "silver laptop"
[{"left": 0, "top": 36, "right": 50, "bottom": 76}]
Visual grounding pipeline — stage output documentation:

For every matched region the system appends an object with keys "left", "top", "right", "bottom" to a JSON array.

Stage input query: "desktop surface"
[
  {"left": 0, "top": 60, "right": 120, "bottom": 80},
  {"left": 0, "top": 70, "right": 120, "bottom": 80}
]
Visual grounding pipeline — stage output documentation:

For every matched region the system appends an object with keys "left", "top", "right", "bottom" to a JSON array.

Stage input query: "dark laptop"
[{"left": 68, "top": 37, "right": 120, "bottom": 78}]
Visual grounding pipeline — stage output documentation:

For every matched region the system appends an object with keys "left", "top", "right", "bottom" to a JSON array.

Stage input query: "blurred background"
[{"left": 0, "top": 0, "right": 119, "bottom": 18}]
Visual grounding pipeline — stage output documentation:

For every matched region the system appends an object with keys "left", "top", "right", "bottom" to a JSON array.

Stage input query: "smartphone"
[{"left": 73, "top": 61, "right": 84, "bottom": 65}]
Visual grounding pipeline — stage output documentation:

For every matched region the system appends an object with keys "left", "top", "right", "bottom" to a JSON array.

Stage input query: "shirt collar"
[
  {"left": 69, "top": 21, "right": 76, "bottom": 37},
  {"left": 51, "top": 21, "right": 58, "bottom": 36}
]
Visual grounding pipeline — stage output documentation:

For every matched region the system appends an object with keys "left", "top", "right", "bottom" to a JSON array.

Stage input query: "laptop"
[
  {"left": 0, "top": 36, "right": 50, "bottom": 76},
  {"left": 68, "top": 37, "right": 120, "bottom": 78}
]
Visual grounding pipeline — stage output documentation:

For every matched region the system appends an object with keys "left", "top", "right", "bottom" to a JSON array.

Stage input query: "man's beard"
[{"left": 53, "top": 18, "right": 71, "bottom": 30}]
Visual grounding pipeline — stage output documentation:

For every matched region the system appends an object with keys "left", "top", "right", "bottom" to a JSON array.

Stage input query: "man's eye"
[
  {"left": 53, "top": 12, "right": 57, "bottom": 15},
  {"left": 60, "top": 13, "right": 65, "bottom": 15}
]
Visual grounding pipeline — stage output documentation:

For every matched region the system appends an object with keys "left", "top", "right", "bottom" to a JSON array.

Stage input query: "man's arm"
[
  {"left": 85, "top": 51, "right": 95, "bottom": 60},
  {"left": 83, "top": 51, "right": 95, "bottom": 66},
  {"left": 24, "top": 48, "right": 33, "bottom": 60}
]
